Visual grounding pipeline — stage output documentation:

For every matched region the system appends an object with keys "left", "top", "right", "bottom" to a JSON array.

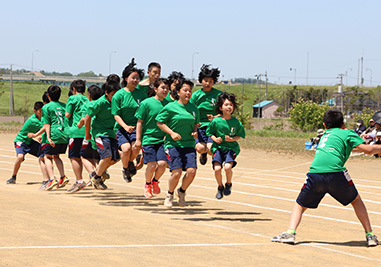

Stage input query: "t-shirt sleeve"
[
  {"left": 66, "top": 97, "right": 75, "bottom": 115},
  {"left": 195, "top": 108, "right": 200, "bottom": 125},
  {"left": 156, "top": 106, "right": 169, "bottom": 124},
  {"left": 349, "top": 130, "right": 365, "bottom": 148},
  {"left": 135, "top": 102, "right": 146, "bottom": 121},
  {"left": 111, "top": 93, "right": 121, "bottom": 116},
  {"left": 206, "top": 119, "right": 215, "bottom": 136},
  {"left": 87, "top": 101, "right": 101, "bottom": 117},
  {"left": 42, "top": 106, "right": 52, "bottom": 125},
  {"left": 236, "top": 119, "right": 246, "bottom": 138}
]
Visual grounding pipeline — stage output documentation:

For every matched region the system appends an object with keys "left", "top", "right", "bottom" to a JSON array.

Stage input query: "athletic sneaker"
[
  {"left": 199, "top": 153, "right": 207, "bottom": 165},
  {"left": 144, "top": 183, "right": 153, "bottom": 198},
  {"left": 176, "top": 188, "right": 186, "bottom": 207},
  {"left": 101, "top": 170, "right": 110, "bottom": 182},
  {"left": 152, "top": 179, "right": 161, "bottom": 195},
  {"left": 67, "top": 181, "right": 87, "bottom": 193},
  {"left": 164, "top": 192, "right": 174, "bottom": 208},
  {"left": 86, "top": 180, "right": 93, "bottom": 187},
  {"left": 128, "top": 161, "right": 137, "bottom": 177},
  {"left": 6, "top": 177, "right": 16, "bottom": 184},
  {"left": 271, "top": 232, "right": 296, "bottom": 244},
  {"left": 135, "top": 154, "right": 144, "bottom": 170},
  {"left": 39, "top": 180, "right": 49, "bottom": 190},
  {"left": 367, "top": 234, "right": 379, "bottom": 247},
  {"left": 92, "top": 176, "right": 108, "bottom": 190},
  {"left": 216, "top": 186, "right": 224, "bottom": 199},
  {"left": 224, "top": 183, "right": 232, "bottom": 196},
  {"left": 45, "top": 178, "right": 59, "bottom": 191},
  {"left": 57, "top": 176, "right": 69, "bottom": 188},
  {"left": 123, "top": 168, "right": 132, "bottom": 183}
]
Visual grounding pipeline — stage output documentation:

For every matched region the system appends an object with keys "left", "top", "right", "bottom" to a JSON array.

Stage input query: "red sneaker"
[
  {"left": 151, "top": 180, "right": 161, "bottom": 195},
  {"left": 144, "top": 183, "right": 153, "bottom": 198}
]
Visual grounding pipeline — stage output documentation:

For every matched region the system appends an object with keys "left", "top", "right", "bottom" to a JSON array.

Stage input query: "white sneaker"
[
  {"left": 164, "top": 192, "right": 173, "bottom": 208},
  {"left": 271, "top": 232, "right": 296, "bottom": 244},
  {"left": 367, "top": 234, "right": 379, "bottom": 247},
  {"left": 176, "top": 188, "right": 186, "bottom": 207}
]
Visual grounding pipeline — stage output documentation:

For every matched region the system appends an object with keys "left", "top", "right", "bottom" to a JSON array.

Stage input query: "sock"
[
  {"left": 12, "top": 175, "right": 16, "bottom": 179},
  {"left": 76, "top": 179, "right": 84, "bottom": 184},
  {"left": 366, "top": 231, "right": 374, "bottom": 236},
  {"left": 225, "top": 183, "right": 232, "bottom": 186},
  {"left": 179, "top": 187, "right": 186, "bottom": 193},
  {"left": 218, "top": 186, "right": 224, "bottom": 190},
  {"left": 146, "top": 182, "right": 151, "bottom": 185},
  {"left": 123, "top": 167, "right": 129, "bottom": 171},
  {"left": 152, "top": 178, "right": 158, "bottom": 182},
  {"left": 60, "top": 175, "right": 66, "bottom": 179},
  {"left": 168, "top": 191, "right": 174, "bottom": 195},
  {"left": 287, "top": 229, "right": 296, "bottom": 234}
]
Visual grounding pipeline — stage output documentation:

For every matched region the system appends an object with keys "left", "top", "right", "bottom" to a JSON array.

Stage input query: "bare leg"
[
  {"left": 195, "top": 142, "right": 207, "bottom": 154},
  {"left": 38, "top": 157, "right": 49, "bottom": 182},
  {"left": 81, "top": 157, "right": 96, "bottom": 175},
  {"left": 44, "top": 155, "right": 55, "bottom": 180},
  {"left": 288, "top": 203, "right": 308, "bottom": 231},
  {"left": 154, "top": 160, "right": 167, "bottom": 181},
  {"left": 168, "top": 169, "right": 182, "bottom": 192},
  {"left": 130, "top": 141, "right": 140, "bottom": 162},
  {"left": 120, "top": 143, "right": 132, "bottom": 169},
  {"left": 12, "top": 154, "right": 25, "bottom": 176},
  {"left": 224, "top": 162, "right": 233, "bottom": 184},
  {"left": 96, "top": 157, "right": 111, "bottom": 177},
  {"left": 70, "top": 158, "right": 83, "bottom": 181},
  {"left": 145, "top": 162, "right": 156, "bottom": 183},
  {"left": 351, "top": 195, "right": 372, "bottom": 233},
  {"left": 180, "top": 167, "right": 196, "bottom": 190},
  {"left": 206, "top": 142, "right": 213, "bottom": 156},
  {"left": 214, "top": 162, "right": 223, "bottom": 186},
  {"left": 53, "top": 156, "right": 65, "bottom": 177}
]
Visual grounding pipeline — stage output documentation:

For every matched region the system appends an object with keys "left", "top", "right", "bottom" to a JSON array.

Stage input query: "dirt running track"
[{"left": 0, "top": 133, "right": 380, "bottom": 266}]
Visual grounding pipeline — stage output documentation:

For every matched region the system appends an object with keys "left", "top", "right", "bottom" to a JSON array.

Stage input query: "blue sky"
[{"left": 1, "top": 0, "right": 380, "bottom": 86}]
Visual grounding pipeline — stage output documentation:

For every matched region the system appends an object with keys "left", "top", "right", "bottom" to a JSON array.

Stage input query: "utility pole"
[
  {"left": 10, "top": 64, "right": 14, "bottom": 115},
  {"left": 338, "top": 73, "right": 345, "bottom": 113},
  {"left": 255, "top": 74, "right": 263, "bottom": 119},
  {"left": 241, "top": 83, "right": 244, "bottom": 115},
  {"left": 265, "top": 71, "right": 268, "bottom": 99},
  {"left": 306, "top": 52, "right": 309, "bottom": 85},
  {"left": 360, "top": 56, "right": 364, "bottom": 87}
]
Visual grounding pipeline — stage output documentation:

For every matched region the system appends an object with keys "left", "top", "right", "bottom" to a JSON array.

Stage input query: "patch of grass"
[{"left": 0, "top": 121, "right": 23, "bottom": 132}]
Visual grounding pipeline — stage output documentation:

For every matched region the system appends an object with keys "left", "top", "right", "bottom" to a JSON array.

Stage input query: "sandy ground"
[{"left": 0, "top": 133, "right": 380, "bottom": 266}]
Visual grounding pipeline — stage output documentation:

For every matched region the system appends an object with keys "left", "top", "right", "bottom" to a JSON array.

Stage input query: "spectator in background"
[
  {"left": 310, "top": 129, "right": 324, "bottom": 149},
  {"left": 361, "top": 119, "right": 375, "bottom": 143},
  {"left": 355, "top": 119, "right": 366, "bottom": 135}
]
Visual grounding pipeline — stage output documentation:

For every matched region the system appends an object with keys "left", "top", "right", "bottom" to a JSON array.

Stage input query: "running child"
[
  {"left": 86, "top": 80, "right": 121, "bottom": 190},
  {"left": 137, "top": 62, "right": 161, "bottom": 96},
  {"left": 271, "top": 109, "right": 380, "bottom": 247},
  {"left": 111, "top": 58, "right": 147, "bottom": 183},
  {"left": 206, "top": 92, "right": 246, "bottom": 199},
  {"left": 166, "top": 71, "right": 184, "bottom": 102},
  {"left": 135, "top": 78, "right": 169, "bottom": 198},
  {"left": 190, "top": 64, "right": 222, "bottom": 165},
  {"left": 156, "top": 79, "right": 200, "bottom": 208},
  {"left": 6, "top": 101, "right": 44, "bottom": 184}
]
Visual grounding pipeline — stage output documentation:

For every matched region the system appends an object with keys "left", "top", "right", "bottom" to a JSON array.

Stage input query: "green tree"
[
  {"left": 289, "top": 99, "right": 330, "bottom": 132},
  {"left": 77, "top": 71, "right": 97, "bottom": 77}
]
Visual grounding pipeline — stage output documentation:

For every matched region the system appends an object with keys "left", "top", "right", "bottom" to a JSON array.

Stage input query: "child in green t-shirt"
[
  {"left": 156, "top": 80, "right": 200, "bottom": 208},
  {"left": 86, "top": 80, "right": 121, "bottom": 190},
  {"left": 135, "top": 78, "right": 169, "bottom": 198},
  {"left": 42, "top": 85, "right": 70, "bottom": 191},
  {"left": 166, "top": 71, "right": 184, "bottom": 102},
  {"left": 65, "top": 80, "right": 89, "bottom": 193},
  {"left": 112, "top": 59, "right": 147, "bottom": 183},
  {"left": 137, "top": 62, "right": 161, "bottom": 96},
  {"left": 190, "top": 64, "right": 222, "bottom": 166},
  {"left": 206, "top": 92, "right": 245, "bottom": 199},
  {"left": 272, "top": 109, "right": 380, "bottom": 247},
  {"left": 7, "top": 102, "right": 44, "bottom": 185}
]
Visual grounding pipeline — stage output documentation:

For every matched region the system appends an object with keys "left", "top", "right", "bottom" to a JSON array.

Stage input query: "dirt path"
[{"left": 0, "top": 133, "right": 380, "bottom": 266}]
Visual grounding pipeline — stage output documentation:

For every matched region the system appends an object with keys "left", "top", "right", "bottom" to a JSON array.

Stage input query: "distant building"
[{"left": 252, "top": 100, "right": 280, "bottom": 118}]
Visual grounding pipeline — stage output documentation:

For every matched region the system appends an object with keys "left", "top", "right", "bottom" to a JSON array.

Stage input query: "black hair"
[
  {"left": 88, "top": 85, "right": 104, "bottom": 100},
  {"left": 34, "top": 101, "right": 43, "bottom": 110},
  {"left": 70, "top": 79, "right": 86, "bottom": 93},
  {"left": 147, "top": 78, "right": 169, "bottom": 97},
  {"left": 106, "top": 74, "right": 120, "bottom": 84},
  {"left": 68, "top": 88, "right": 73, "bottom": 97},
  {"left": 47, "top": 85, "right": 61, "bottom": 101},
  {"left": 167, "top": 71, "right": 184, "bottom": 87},
  {"left": 148, "top": 62, "right": 161, "bottom": 72},
  {"left": 103, "top": 80, "right": 121, "bottom": 94},
  {"left": 324, "top": 109, "right": 344, "bottom": 129},
  {"left": 215, "top": 92, "right": 237, "bottom": 114},
  {"left": 176, "top": 79, "right": 194, "bottom": 92},
  {"left": 121, "top": 58, "right": 145, "bottom": 87},
  {"left": 42, "top": 91, "right": 50, "bottom": 104},
  {"left": 198, "top": 64, "right": 220, "bottom": 83}
]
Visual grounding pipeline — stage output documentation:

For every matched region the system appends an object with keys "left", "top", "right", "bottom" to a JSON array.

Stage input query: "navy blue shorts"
[
  {"left": 116, "top": 128, "right": 136, "bottom": 148},
  {"left": 296, "top": 170, "right": 358, "bottom": 209},
  {"left": 142, "top": 143, "right": 167, "bottom": 164},
  {"left": 80, "top": 139, "right": 100, "bottom": 160},
  {"left": 195, "top": 127, "right": 213, "bottom": 144},
  {"left": 44, "top": 143, "right": 67, "bottom": 156},
  {"left": 212, "top": 149, "right": 237, "bottom": 169},
  {"left": 165, "top": 147, "right": 197, "bottom": 171},
  {"left": 68, "top": 138, "right": 84, "bottom": 158},
  {"left": 40, "top": 143, "right": 49, "bottom": 158},
  {"left": 95, "top": 136, "right": 120, "bottom": 161},
  {"left": 14, "top": 140, "right": 40, "bottom": 157}
]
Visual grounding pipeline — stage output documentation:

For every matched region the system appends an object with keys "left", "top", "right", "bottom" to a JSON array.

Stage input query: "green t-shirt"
[
  {"left": 40, "top": 104, "right": 48, "bottom": 144},
  {"left": 42, "top": 101, "right": 69, "bottom": 144},
  {"left": 87, "top": 95, "right": 116, "bottom": 139},
  {"left": 81, "top": 101, "right": 97, "bottom": 149},
  {"left": 14, "top": 114, "right": 43, "bottom": 145},
  {"left": 66, "top": 94, "right": 89, "bottom": 138},
  {"left": 156, "top": 101, "right": 200, "bottom": 149},
  {"left": 309, "top": 128, "right": 365, "bottom": 173},
  {"left": 135, "top": 97, "right": 169, "bottom": 145},
  {"left": 111, "top": 88, "right": 147, "bottom": 129},
  {"left": 190, "top": 87, "right": 222, "bottom": 128},
  {"left": 206, "top": 116, "right": 246, "bottom": 155},
  {"left": 136, "top": 84, "right": 150, "bottom": 95},
  {"left": 165, "top": 93, "right": 175, "bottom": 102}
]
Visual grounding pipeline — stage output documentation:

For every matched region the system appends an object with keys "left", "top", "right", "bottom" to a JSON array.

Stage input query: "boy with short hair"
[
  {"left": 7, "top": 101, "right": 44, "bottom": 184},
  {"left": 86, "top": 80, "right": 121, "bottom": 190},
  {"left": 271, "top": 109, "right": 380, "bottom": 247},
  {"left": 137, "top": 62, "right": 161, "bottom": 95},
  {"left": 190, "top": 64, "right": 222, "bottom": 165},
  {"left": 65, "top": 80, "right": 89, "bottom": 193},
  {"left": 43, "top": 85, "right": 70, "bottom": 191}
]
